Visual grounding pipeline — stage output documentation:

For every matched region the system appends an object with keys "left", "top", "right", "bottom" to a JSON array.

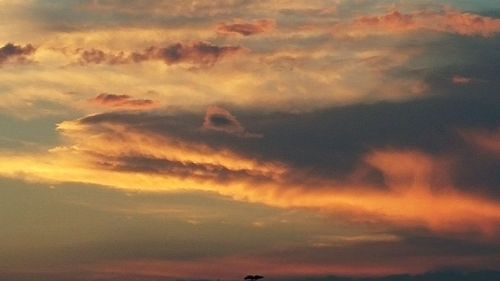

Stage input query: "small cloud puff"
[{"left": 203, "top": 106, "right": 262, "bottom": 138}]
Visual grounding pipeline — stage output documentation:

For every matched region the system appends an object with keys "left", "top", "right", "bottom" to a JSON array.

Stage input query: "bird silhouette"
[{"left": 244, "top": 275, "right": 264, "bottom": 281}]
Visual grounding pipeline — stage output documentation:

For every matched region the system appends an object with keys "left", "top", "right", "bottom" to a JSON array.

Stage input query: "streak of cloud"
[
  {"left": 90, "top": 93, "right": 159, "bottom": 110},
  {"left": 217, "top": 19, "right": 275, "bottom": 36},
  {"left": 332, "top": 9, "right": 500, "bottom": 38},
  {"left": 452, "top": 75, "right": 472, "bottom": 85}
]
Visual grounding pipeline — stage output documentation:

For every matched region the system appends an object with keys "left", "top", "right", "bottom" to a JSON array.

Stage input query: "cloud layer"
[
  {"left": 1, "top": 94, "right": 499, "bottom": 238},
  {"left": 1, "top": 0, "right": 500, "bottom": 280}
]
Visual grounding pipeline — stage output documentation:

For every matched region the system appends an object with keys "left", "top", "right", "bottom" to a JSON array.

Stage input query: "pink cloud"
[{"left": 333, "top": 9, "right": 500, "bottom": 38}]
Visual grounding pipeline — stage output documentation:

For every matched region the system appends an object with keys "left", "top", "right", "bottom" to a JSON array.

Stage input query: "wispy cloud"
[
  {"left": 332, "top": 9, "right": 500, "bottom": 38},
  {"left": 76, "top": 41, "right": 242, "bottom": 67},
  {"left": 90, "top": 93, "right": 159, "bottom": 110},
  {"left": 217, "top": 19, "right": 275, "bottom": 36}
]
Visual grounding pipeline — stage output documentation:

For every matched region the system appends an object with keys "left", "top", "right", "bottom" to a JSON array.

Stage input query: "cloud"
[
  {"left": 77, "top": 41, "right": 242, "bottom": 67},
  {"left": 149, "top": 41, "right": 242, "bottom": 66},
  {"left": 452, "top": 75, "right": 472, "bottom": 85},
  {"left": 46, "top": 259, "right": 500, "bottom": 281},
  {"left": 78, "top": 48, "right": 126, "bottom": 64},
  {"left": 332, "top": 9, "right": 500, "bottom": 38},
  {"left": 1, "top": 95, "right": 500, "bottom": 237},
  {"left": 203, "top": 106, "right": 261, "bottom": 137},
  {"left": 90, "top": 93, "right": 159, "bottom": 110},
  {"left": 461, "top": 128, "right": 500, "bottom": 155},
  {"left": 0, "top": 43, "right": 36, "bottom": 65},
  {"left": 1, "top": 1, "right": 500, "bottom": 279},
  {"left": 439, "top": 10, "right": 500, "bottom": 37},
  {"left": 217, "top": 19, "right": 275, "bottom": 36},
  {"left": 79, "top": 0, "right": 257, "bottom": 21}
]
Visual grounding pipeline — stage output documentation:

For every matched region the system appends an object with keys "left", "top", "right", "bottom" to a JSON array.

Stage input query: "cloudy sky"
[{"left": 0, "top": 0, "right": 499, "bottom": 280}]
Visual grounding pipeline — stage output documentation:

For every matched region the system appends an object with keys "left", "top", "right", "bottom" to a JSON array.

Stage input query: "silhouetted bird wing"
[{"left": 254, "top": 276, "right": 264, "bottom": 280}]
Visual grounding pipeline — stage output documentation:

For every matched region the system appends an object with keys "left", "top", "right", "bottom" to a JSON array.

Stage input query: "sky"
[{"left": 0, "top": 0, "right": 499, "bottom": 280}]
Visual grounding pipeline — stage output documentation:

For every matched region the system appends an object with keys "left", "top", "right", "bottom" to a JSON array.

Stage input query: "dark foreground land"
[{"left": 284, "top": 271, "right": 500, "bottom": 281}]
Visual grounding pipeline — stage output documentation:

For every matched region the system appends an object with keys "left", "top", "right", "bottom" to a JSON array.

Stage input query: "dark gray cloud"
[
  {"left": 147, "top": 42, "right": 242, "bottom": 66},
  {"left": 0, "top": 43, "right": 36, "bottom": 65},
  {"left": 78, "top": 48, "right": 121, "bottom": 64},
  {"left": 203, "top": 106, "right": 261, "bottom": 138},
  {"left": 77, "top": 41, "right": 242, "bottom": 67},
  {"left": 77, "top": 92, "right": 500, "bottom": 196},
  {"left": 387, "top": 35, "right": 500, "bottom": 90},
  {"left": 282, "top": 271, "right": 500, "bottom": 281}
]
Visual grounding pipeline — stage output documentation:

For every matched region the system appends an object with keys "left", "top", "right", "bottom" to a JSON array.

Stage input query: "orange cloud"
[
  {"left": 332, "top": 10, "right": 500, "bottom": 38},
  {"left": 90, "top": 93, "right": 159, "bottom": 110},
  {"left": 217, "top": 19, "right": 275, "bottom": 36},
  {"left": 0, "top": 117, "right": 499, "bottom": 238},
  {"left": 243, "top": 150, "right": 499, "bottom": 238},
  {"left": 83, "top": 253, "right": 499, "bottom": 280}
]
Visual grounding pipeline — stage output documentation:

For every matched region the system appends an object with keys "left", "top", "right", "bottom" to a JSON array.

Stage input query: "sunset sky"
[{"left": 0, "top": 1, "right": 500, "bottom": 280}]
